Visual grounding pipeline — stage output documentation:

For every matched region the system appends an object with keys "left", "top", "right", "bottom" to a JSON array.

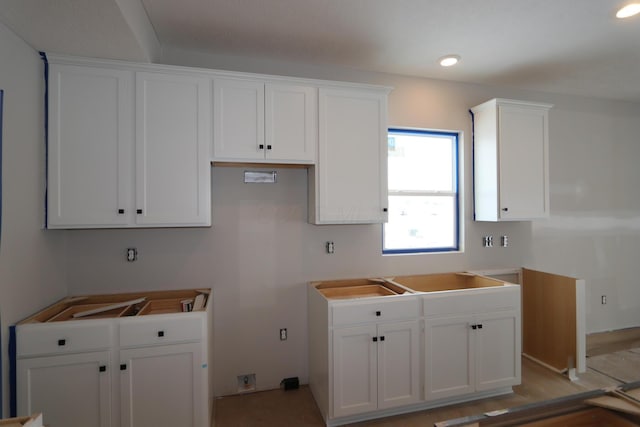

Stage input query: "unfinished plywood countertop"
[
  {"left": 18, "top": 288, "right": 211, "bottom": 324},
  {"left": 312, "top": 272, "right": 514, "bottom": 301}
]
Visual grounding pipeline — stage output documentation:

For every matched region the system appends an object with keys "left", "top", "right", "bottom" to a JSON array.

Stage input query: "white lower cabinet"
[
  {"left": 309, "top": 279, "right": 521, "bottom": 426},
  {"left": 332, "top": 320, "right": 420, "bottom": 418},
  {"left": 424, "top": 309, "right": 520, "bottom": 401},
  {"left": 12, "top": 289, "right": 212, "bottom": 427},
  {"left": 17, "top": 351, "right": 112, "bottom": 427},
  {"left": 120, "top": 343, "right": 204, "bottom": 427}
]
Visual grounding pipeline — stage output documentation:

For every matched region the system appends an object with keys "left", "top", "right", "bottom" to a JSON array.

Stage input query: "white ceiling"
[{"left": 1, "top": 0, "right": 639, "bottom": 102}]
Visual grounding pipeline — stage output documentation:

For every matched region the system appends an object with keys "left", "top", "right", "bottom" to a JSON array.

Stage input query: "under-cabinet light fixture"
[
  {"left": 439, "top": 55, "right": 461, "bottom": 67},
  {"left": 616, "top": 3, "right": 640, "bottom": 18}
]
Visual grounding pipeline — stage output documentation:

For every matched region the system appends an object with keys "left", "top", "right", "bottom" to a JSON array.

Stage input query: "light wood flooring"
[{"left": 213, "top": 328, "right": 640, "bottom": 427}]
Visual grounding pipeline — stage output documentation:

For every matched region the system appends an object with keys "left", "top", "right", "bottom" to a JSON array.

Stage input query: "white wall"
[
  {"left": 0, "top": 21, "right": 68, "bottom": 415},
  {"left": 58, "top": 47, "right": 640, "bottom": 396}
]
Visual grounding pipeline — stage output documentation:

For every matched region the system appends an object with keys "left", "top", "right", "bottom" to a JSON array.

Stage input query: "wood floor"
[{"left": 213, "top": 329, "right": 640, "bottom": 427}]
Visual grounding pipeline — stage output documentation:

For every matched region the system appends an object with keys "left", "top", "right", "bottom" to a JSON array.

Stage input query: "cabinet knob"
[
  {"left": 136, "top": 209, "right": 143, "bottom": 214},
  {"left": 58, "top": 339, "right": 66, "bottom": 346},
  {"left": 157, "top": 331, "right": 165, "bottom": 337},
  {"left": 118, "top": 209, "right": 125, "bottom": 214},
  {"left": 380, "top": 336, "right": 385, "bottom": 341},
  {"left": 502, "top": 207, "right": 509, "bottom": 212},
  {"left": 383, "top": 208, "right": 388, "bottom": 212},
  {"left": 266, "top": 145, "right": 272, "bottom": 150},
  {"left": 375, "top": 311, "right": 381, "bottom": 316},
  {"left": 99, "top": 365, "right": 107, "bottom": 372},
  {"left": 259, "top": 144, "right": 265, "bottom": 150},
  {"left": 120, "top": 364, "right": 127, "bottom": 371},
  {"left": 372, "top": 337, "right": 378, "bottom": 342},
  {"left": 471, "top": 324, "right": 477, "bottom": 330},
  {"left": 477, "top": 324, "right": 483, "bottom": 329}
]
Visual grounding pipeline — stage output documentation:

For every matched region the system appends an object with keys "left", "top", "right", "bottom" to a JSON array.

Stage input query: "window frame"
[{"left": 383, "top": 128, "right": 461, "bottom": 255}]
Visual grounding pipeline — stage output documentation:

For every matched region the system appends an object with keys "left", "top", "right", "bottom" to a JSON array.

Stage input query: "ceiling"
[{"left": 1, "top": 0, "right": 639, "bottom": 102}]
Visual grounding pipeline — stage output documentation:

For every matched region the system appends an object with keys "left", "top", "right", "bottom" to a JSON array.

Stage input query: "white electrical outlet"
[{"left": 126, "top": 248, "right": 137, "bottom": 262}]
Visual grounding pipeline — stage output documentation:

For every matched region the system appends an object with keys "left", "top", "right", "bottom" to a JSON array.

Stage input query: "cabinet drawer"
[
  {"left": 119, "top": 315, "right": 202, "bottom": 347},
  {"left": 332, "top": 297, "right": 419, "bottom": 326},
  {"left": 423, "top": 286, "right": 520, "bottom": 317},
  {"left": 16, "top": 322, "right": 113, "bottom": 357}
]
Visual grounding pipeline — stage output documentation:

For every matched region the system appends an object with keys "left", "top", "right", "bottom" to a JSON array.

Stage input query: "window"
[{"left": 383, "top": 128, "right": 459, "bottom": 254}]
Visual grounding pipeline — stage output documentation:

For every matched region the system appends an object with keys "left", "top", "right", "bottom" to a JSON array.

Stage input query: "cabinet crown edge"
[
  {"left": 471, "top": 98, "right": 554, "bottom": 113},
  {"left": 45, "top": 52, "right": 394, "bottom": 93}
]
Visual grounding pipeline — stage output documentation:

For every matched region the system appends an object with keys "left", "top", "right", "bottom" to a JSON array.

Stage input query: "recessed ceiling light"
[
  {"left": 616, "top": 3, "right": 640, "bottom": 18},
  {"left": 439, "top": 55, "right": 460, "bottom": 67}
]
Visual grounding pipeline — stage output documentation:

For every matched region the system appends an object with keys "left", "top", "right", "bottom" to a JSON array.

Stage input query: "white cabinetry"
[
  {"left": 471, "top": 98, "right": 552, "bottom": 221},
  {"left": 47, "top": 64, "right": 133, "bottom": 228},
  {"left": 12, "top": 289, "right": 212, "bottom": 427},
  {"left": 135, "top": 72, "right": 211, "bottom": 226},
  {"left": 332, "top": 320, "right": 420, "bottom": 418},
  {"left": 309, "top": 87, "right": 389, "bottom": 224},
  {"left": 213, "top": 78, "right": 316, "bottom": 164},
  {"left": 308, "top": 287, "right": 420, "bottom": 424},
  {"left": 17, "top": 350, "right": 112, "bottom": 427},
  {"left": 46, "top": 57, "right": 211, "bottom": 228},
  {"left": 423, "top": 288, "right": 521, "bottom": 401}
]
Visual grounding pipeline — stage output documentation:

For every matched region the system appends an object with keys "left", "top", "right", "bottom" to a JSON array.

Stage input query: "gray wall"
[{"left": 0, "top": 21, "right": 68, "bottom": 414}]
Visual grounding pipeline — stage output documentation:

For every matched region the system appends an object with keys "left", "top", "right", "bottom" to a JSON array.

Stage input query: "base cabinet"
[
  {"left": 332, "top": 320, "right": 420, "bottom": 418},
  {"left": 120, "top": 343, "right": 205, "bottom": 427},
  {"left": 11, "top": 289, "right": 212, "bottom": 427},
  {"left": 424, "top": 309, "right": 520, "bottom": 401},
  {"left": 309, "top": 279, "right": 521, "bottom": 426},
  {"left": 17, "top": 351, "right": 112, "bottom": 427}
]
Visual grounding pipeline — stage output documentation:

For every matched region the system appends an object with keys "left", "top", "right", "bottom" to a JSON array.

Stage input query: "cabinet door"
[
  {"left": 48, "top": 64, "right": 133, "bottom": 228},
  {"left": 17, "top": 351, "right": 112, "bottom": 427},
  {"left": 120, "top": 343, "right": 204, "bottom": 427},
  {"left": 475, "top": 310, "right": 521, "bottom": 391},
  {"left": 311, "top": 88, "right": 388, "bottom": 224},
  {"left": 212, "top": 78, "right": 265, "bottom": 161},
  {"left": 265, "top": 83, "right": 317, "bottom": 163},
  {"left": 332, "top": 324, "right": 377, "bottom": 418},
  {"left": 424, "top": 315, "right": 475, "bottom": 400},
  {"left": 377, "top": 320, "right": 420, "bottom": 410},
  {"left": 498, "top": 104, "right": 549, "bottom": 220},
  {"left": 135, "top": 72, "right": 211, "bottom": 226}
]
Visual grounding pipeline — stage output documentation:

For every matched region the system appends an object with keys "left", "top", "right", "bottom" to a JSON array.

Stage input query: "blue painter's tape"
[
  {"left": 39, "top": 52, "right": 49, "bottom": 227},
  {"left": 202, "top": 364, "right": 208, "bottom": 369},
  {"left": 9, "top": 325, "right": 16, "bottom": 417}
]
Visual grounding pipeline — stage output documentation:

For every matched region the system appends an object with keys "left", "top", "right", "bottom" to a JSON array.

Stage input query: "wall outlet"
[
  {"left": 326, "top": 241, "right": 335, "bottom": 254},
  {"left": 126, "top": 248, "right": 137, "bottom": 262},
  {"left": 601, "top": 295, "right": 607, "bottom": 305},
  {"left": 237, "top": 374, "right": 256, "bottom": 393}
]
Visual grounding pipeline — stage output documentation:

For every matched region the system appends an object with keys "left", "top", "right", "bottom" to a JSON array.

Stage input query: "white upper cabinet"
[
  {"left": 213, "top": 78, "right": 317, "bottom": 164},
  {"left": 265, "top": 83, "right": 316, "bottom": 163},
  {"left": 46, "top": 55, "right": 390, "bottom": 228},
  {"left": 46, "top": 58, "right": 212, "bottom": 228},
  {"left": 309, "top": 87, "right": 389, "bottom": 224},
  {"left": 48, "top": 64, "right": 134, "bottom": 228},
  {"left": 472, "top": 98, "right": 552, "bottom": 221},
  {"left": 135, "top": 72, "right": 211, "bottom": 226}
]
